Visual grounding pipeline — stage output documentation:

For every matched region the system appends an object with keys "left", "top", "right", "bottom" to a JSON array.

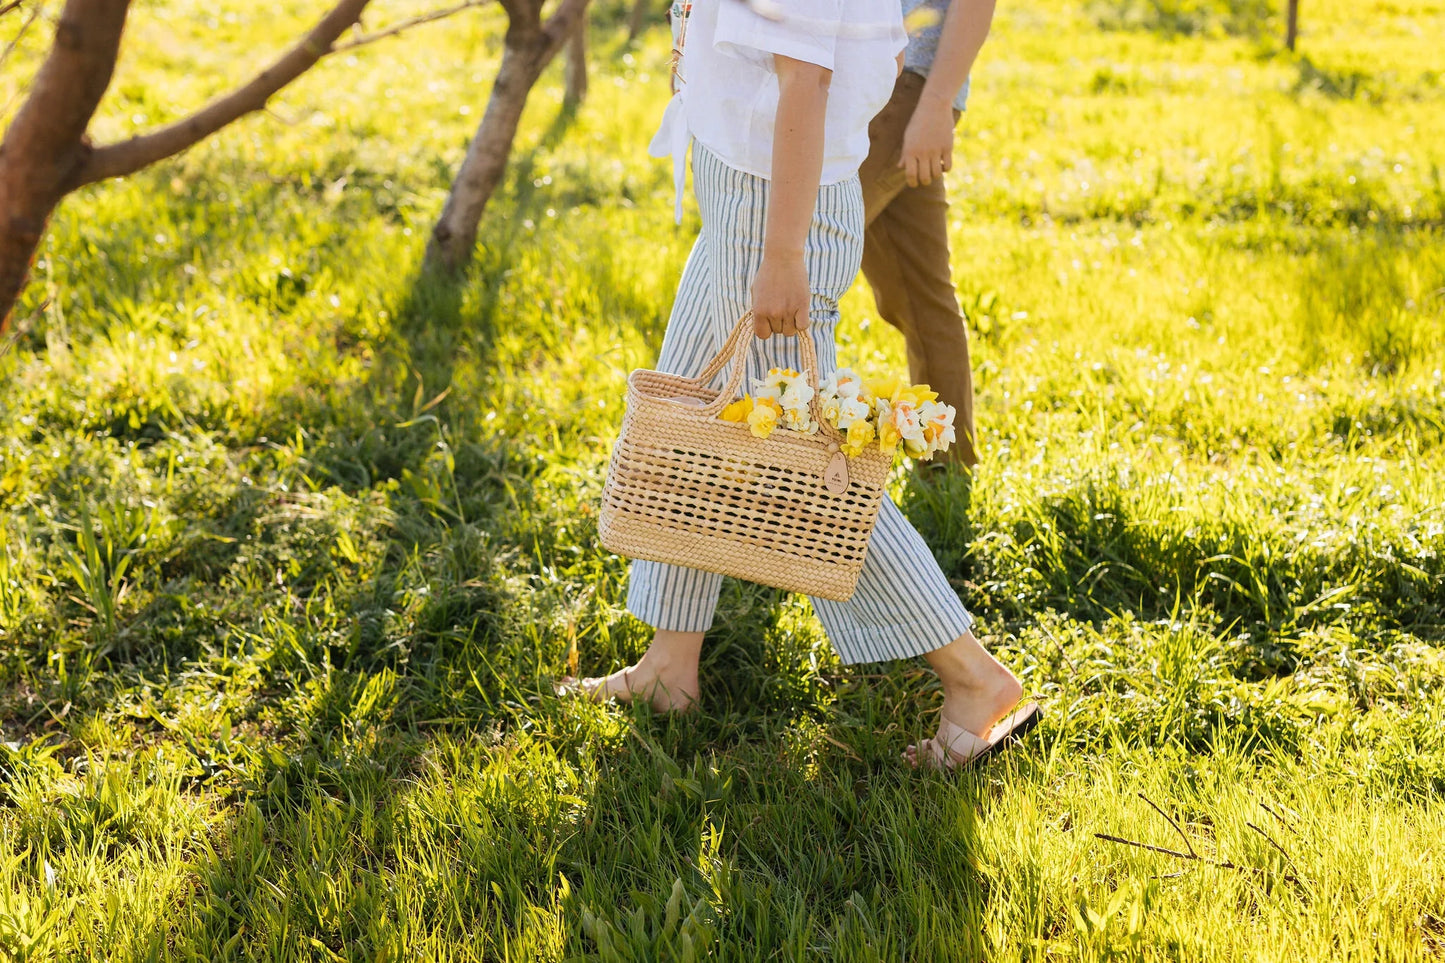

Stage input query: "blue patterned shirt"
[{"left": 901, "top": 0, "right": 971, "bottom": 111}]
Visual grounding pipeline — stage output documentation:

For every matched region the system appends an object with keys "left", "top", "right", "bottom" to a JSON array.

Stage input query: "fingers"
[
  {"left": 751, "top": 307, "right": 810, "bottom": 339},
  {"left": 899, "top": 151, "right": 953, "bottom": 187},
  {"left": 903, "top": 153, "right": 921, "bottom": 188}
]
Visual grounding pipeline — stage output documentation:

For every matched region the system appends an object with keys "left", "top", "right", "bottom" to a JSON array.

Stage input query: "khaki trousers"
[{"left": 859, "top": 71, "right": 978, "bottom": 468}]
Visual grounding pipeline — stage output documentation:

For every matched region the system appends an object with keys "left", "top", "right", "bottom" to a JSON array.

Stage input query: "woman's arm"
[
  {"left": 900, "top": 0, "right": 996, "bottom": 187},
  {"left": 751, "top": 54, "right": 831, "bottom": 340}
]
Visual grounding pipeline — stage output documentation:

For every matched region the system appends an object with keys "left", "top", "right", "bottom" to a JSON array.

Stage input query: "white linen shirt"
[{"left": 650, "top": 0, "right": 908, "bottom": 221}]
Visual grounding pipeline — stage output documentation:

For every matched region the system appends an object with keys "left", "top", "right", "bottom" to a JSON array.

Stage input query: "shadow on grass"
[{"left": 139, "top": 678, "right": 997, "bottom": 959}]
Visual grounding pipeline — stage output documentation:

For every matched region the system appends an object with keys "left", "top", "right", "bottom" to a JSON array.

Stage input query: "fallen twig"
[
  {"left": 1095, "top": 833, "right": 1194, "bottom": 862},
  {"left": 1246, "top": 821, "right": 1301, "bottom": 876},
  {"left": 1258, "top": 800, "right": 1298, "bottom": 834},
  {"left": 1093, "top": 831, "right": 1301, "bottom": 885},
  {"left": 1094, "top": 793, "right": 1304, "bottom": 885},
  {"left": 1137, "top": 792, "right": 1196, "bottom": 858}
]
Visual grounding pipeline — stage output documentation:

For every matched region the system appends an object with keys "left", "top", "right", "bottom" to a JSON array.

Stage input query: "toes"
[
  {"left": 558, "top": 673, "right": 623, "bottom": 703},
  {"left": 910, "top": 738, "right": 955, "bottom": 772}
]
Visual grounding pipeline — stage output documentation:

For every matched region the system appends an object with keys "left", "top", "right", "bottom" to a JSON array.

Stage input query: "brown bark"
[
  {"left": 564, "top": 16, "right": 587, "bottom": 108},
  {"left": 426, "top": 0, "right": 591, "bottom": 273},
  {"left": 1286, "top": 0, "right": 1299, "bottom": 50},
  {"left": 0, "top": 0, "right": 130, "bottom": 330}
]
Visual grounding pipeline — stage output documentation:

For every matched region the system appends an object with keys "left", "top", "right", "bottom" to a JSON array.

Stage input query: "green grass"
[{"left": 2, "top": 0, "right": 1444, "bottom": 958}]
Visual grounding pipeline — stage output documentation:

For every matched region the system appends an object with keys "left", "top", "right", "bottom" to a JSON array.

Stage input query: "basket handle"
[{"left": 676, "top": 313, "right": 841, "bottom": 442}]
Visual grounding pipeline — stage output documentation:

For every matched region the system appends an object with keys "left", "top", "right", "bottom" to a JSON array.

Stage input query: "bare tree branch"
[
  {"left": 333, "top": 0, "right": 492, "bottom": 51},
  {"left": 1, "top": 0, "right": 492, "bottom": 324},
  {"left": 70, "top": 0, "right": 373, "bottom": 187},
  {"left": 0, "top": 1, "right": 26, "bottom": 18},
  {"left": 1094, "top": 833, "right": 1196, "bottom": 862}
]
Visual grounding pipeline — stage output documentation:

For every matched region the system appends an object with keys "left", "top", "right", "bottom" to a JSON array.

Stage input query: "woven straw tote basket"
[{"left": 599, "top": 314, "right": 892, "bottom": 602}]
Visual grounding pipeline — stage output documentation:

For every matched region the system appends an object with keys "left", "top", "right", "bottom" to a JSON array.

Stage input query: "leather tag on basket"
[{"left": 823, "top": 450, "right": 849, "bottom": 494}]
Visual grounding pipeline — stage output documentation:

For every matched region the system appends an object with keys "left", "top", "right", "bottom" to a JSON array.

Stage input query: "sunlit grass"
[{"left": 1, "top": 0, "right": 1443, "bottom": 958}]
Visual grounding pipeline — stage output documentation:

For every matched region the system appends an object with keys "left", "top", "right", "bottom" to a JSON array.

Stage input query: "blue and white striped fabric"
[{"left": 625, "top": 144, "right": 976, "bottom": 664}]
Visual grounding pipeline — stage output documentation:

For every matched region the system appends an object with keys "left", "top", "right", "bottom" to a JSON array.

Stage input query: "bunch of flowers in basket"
[{"left": 719, "top": 366, "right": 956, "bottom": 461}]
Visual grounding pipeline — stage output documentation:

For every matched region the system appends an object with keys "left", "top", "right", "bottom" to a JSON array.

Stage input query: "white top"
[{"left": 650, "top": 0, "right": 908, "bottom": 221}]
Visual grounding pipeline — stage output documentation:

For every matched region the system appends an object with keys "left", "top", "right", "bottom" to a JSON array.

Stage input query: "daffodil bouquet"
[{"left": 718, "top": 367, "right": 957, "bottom": 461}]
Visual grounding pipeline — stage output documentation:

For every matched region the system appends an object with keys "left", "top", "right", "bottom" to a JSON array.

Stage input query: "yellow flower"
[
  {"left": 898, "top": 383, "right": 939, "bottom": 406},
  {"left": 864, "top": 376, "right": 939, "bottom": 408},
  {"left": 747, "top": 398, "right": 781, "bottom": 438},
  {"left": 877, "top": 418, "right": 901, "bottom": 454},
  {"left": 845, "top": 418, "right": 875, "bottom": 451},
  {"left": 875, "top": 399, "right": 900, "bottom": 454},
  {"left": 866, "top": 375, "right": 904, "bottom": 403},
  {"left": 719, "top": 394, "right": 754, "bottom": 423}
]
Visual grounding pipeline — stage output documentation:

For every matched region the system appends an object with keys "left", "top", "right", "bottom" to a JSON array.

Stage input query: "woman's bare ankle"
[{"left": 924, "top": 631, "right": 1024, "bottom": 736}]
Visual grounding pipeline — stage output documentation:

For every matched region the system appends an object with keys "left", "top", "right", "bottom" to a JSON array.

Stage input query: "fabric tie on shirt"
[{"left": 649, "top": 92, "right": 691, "bottom": 225}]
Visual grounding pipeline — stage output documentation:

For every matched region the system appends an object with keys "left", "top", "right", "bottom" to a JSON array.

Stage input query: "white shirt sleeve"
[{"left": 713, "top": 0, "right": 843, "bottom": 71}]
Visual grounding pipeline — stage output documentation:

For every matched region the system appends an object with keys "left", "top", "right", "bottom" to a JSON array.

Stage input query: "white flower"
[
  {"left": 779, "top": 380, "right": 813, "bottom": 412},
  {"left": 783, "top": 407, "right": 818, "bottom": 433},
  {"left": 835, "top": 397, "right": 872, "bottom": 430},
  {"left": 820, "top": 395, "right": 842, "bottom": 427},
  {"left": 830, "top": 367, "right": 864, "bottom": 400},
  {"left": 889, "top": 401, "right": 926, "bottom": 459},
  {"left": 919, "top": 400, "right": 957, "bottom": 454}
]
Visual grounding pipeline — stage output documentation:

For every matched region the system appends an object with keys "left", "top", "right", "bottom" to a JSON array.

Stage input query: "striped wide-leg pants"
[{"left": 626, "top": 144, "right": 976, "bottom": 664}]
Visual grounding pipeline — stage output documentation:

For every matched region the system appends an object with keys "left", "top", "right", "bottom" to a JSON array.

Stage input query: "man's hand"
[
  {"left": 752, "top": 249, "right": 810, "bottom": 338},
  {"left": 899, "top": 92, "right": 955, "bottom": 187}
]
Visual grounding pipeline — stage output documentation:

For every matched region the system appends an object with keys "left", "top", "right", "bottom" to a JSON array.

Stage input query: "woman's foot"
[
  {"left": 906, "top": 631, "right": 1029, "bottom": 769},
  {"left": 561, "top": 659, "right": 699, "bottom": 713},
  {"left": 558, "top": 629, "right": 705, "bottom": 713}
]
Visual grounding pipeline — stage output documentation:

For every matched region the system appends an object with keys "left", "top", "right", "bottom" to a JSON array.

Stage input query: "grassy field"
[{"left": 2, "top": 0, "right": 1444, "bottom": 958}]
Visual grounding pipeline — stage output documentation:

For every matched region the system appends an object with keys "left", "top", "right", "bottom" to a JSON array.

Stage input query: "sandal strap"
[{"left": 933, "top": 717, "right": 991, "bottom": 768}]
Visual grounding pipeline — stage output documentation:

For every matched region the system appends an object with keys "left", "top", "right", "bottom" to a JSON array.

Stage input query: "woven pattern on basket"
[{"left": 599, "top": 315, "right": 892, "bottom": 602}]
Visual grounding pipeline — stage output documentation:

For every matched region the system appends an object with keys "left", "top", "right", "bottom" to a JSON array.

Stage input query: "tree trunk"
[
  {"left": 1286, "top": 0, "right": 1299, "bottom": 51},
  {"left": 0, "top": 0, "right": 131, "bottom": 329},
  {"left": 426, "top": 0, "right": 590, "bottom": 274},
  {"left": 564, "top": 17, "right": 587, "bottom": 108},
  {"left": 627, "top": 0, "right": 650, "bottom": 42}
]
